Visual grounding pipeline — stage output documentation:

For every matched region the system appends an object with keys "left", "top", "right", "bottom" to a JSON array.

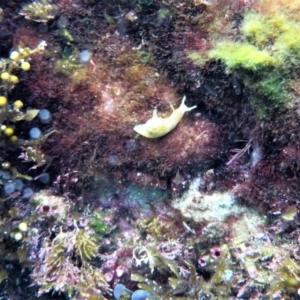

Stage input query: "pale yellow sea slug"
[{"left": 134, "top": 96, "right": 197, "bottom": 138}]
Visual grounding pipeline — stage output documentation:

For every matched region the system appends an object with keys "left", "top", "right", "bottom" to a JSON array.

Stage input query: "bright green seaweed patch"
[
  {"left": 241, "top": 13, "right": 289, "bottom": 49},
  {"left": 252, "top": 72, "right": 286, "bottom": 102},
  {"left": 209, "top": 42, "right": 275, "bottom": 71},
  {"left": 91, "top": 212, "right": 107, "bottom": 235},
  {"left": 209, "top": 11, "right": 300, "bottom": 69},
  {"left": 242, "top": 12, "right": 300, "bottom": 65},
  {"left": 208, "top": 10, "right": 300, "bottom": 117},
  {"left": 248, "top": 71, "right": 288, "bottom": 117}
]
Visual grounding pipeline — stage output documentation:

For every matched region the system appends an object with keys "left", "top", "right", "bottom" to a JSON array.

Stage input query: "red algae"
[{"left": 22, "top": 23, "right": 221, "bottom": 189}]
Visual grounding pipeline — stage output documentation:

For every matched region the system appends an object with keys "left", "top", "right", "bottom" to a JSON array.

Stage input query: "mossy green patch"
[
  {"left": 138, "top": 51, "right": 153, "bottom": 64},
  {"left": 241, "top": 12, "right": 300, "bottom": 66},
  {"left": 241, "top": 13, "right": 289, "bottom": 49},
  {"left": 274, "top": 25, "right": 300, "bottom": 62},
  {"left": 209, "top": 42, "right": 275, "bottom": 71},
  {"left": 208, "top": 9, "right": 300, "bottom": 117},
  {"left": 91, "top": 213, "right": 107, "bottom": 235},
  {"left": 188, "top": 52, "right": 208, "bottom": 67},
  {"left": 252, "top": 72, "right": 287, "bottom": 103},
  {"left": 249, "top": 74, "right": 288, "bottom": 118}
]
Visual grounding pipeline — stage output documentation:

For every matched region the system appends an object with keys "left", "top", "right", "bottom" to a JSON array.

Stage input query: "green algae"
[
  {"left": 91, "top": 212, "right": 107, "bottom": 235},
  {"left": 209, "top": 42, "right": 275, "bottom": 71},
  {"left": 207, "top": 9, "right": 300, "bottom": 117}
]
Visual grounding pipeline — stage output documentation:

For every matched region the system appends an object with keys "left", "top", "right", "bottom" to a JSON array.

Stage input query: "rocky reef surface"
[{"left": 1, "top": 0, "right": 300, "bottom": 299}]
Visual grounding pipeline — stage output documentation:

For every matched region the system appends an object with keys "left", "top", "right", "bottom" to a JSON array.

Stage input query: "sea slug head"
[
  {"left": 133, "top": 115, "right": 169, "bottom": 138},
  {"left": 133, "top": 123, "right": 153, "bottom": 138},
  {"left": 134, "top": 108, "right": 167, "bottom": 138}
]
